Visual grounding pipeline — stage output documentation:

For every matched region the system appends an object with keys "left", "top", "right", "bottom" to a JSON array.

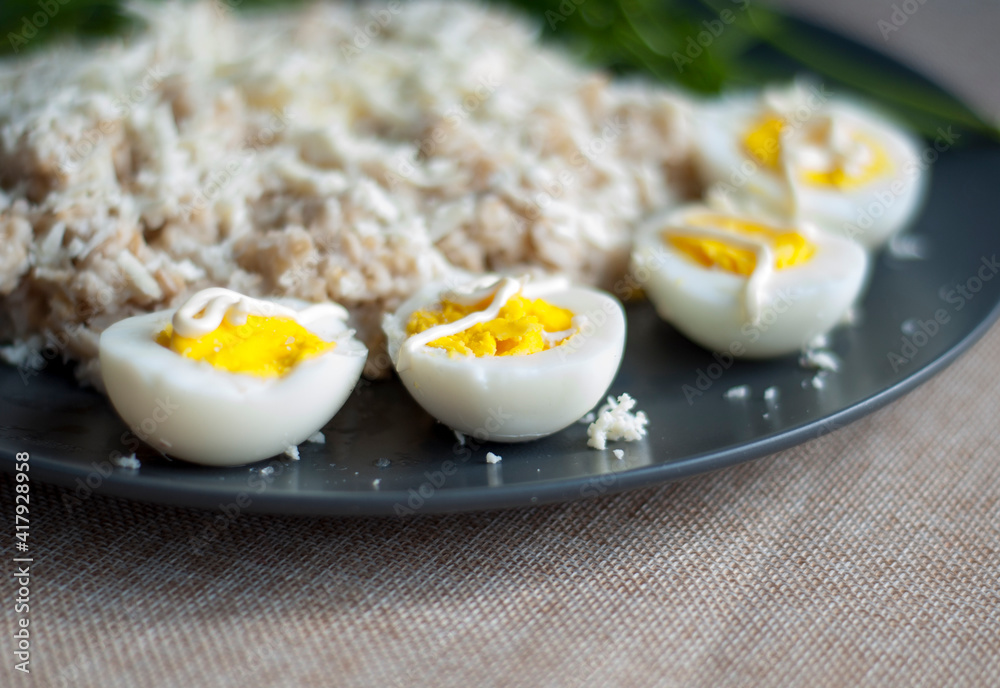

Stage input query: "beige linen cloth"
[{"left": 3, "top": 1, "right": 1000, "bottom": 686}]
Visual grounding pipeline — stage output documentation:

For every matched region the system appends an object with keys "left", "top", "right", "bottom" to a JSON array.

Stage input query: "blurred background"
[{"left": 1, "top": 0, "right": 997, "bottom": 141}]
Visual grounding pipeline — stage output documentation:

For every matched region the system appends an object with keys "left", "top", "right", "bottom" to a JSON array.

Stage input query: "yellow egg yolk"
[
  {"left": 666, "top": 213, "right": 816, "bottom": 277},
  {"left": 406, "top": 294, "right": 575, "bottom": 357},
  {"left": 744, "top": 115, "right": 785, "bottom": 169},
  {"left": 156, "top": 315, "right": 334, "bottom": 377},
  {"left": 743, "top": 115, "right": 892, "bottom": 189}
]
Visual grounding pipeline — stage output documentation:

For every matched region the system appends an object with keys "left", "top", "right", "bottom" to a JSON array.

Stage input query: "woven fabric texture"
[{"left": 2, "top": 319, "right": 998, "bottom": 688}]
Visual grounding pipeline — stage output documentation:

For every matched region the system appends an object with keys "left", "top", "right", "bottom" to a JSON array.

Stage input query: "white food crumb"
[
  {"left": 724, "top": 385, "right": 750, "bottom": 401},
  {"left": 578, "top": 412, "right": 597, "bottom": 425},
  {"left": 613, "top": 449, "right": 624, "bottom": 460},
  {"left": 810, "top": 374, "right": 828, "bottom": 390},
  {"left": 112, "top": 453, "right": 141, "bottom": 470},
  {"left": 372, "top": 478, "right": 381, "bottom": 489},
  {"left": 486, "top": 452, "right": 502, "bottom": 464},
  {"left": 283, "top": 445, "right": 300, "bottom": 461},
  {"left": 763, "top": 386, "right": 780, "bottom": 405},
  {"left": 800, "top": 349, "right": 840, "bottom": 372},
  {"left": 839, "top": 307, "right": 862, "bottom": 326},
  {"left": 887, "top": 233, "right": 928, "bottom": 260},
  {"left": 306, "top": 431, "right": 326, "bottom": 444},
  {"left": 454, "top": 430, "right": 467, "bottom": 446},
  {"left": 587, "top": 393, "right": 648, "bottom": 450}
]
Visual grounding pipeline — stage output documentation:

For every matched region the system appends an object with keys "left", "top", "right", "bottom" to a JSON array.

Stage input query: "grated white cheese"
[
  {"left": 0, "top": 0, "right": 694, "bottom": 385},
  {"left": 587, "top": 393, "right": 648, "bottom": 450},
  {"left": 485, "top": 452, "right": 502, "bottom": 464},
  {"left": 305, "top": 431, "right": 326, "bottom": 444},
  {"left": 763, "top": 386, "right": 780, "bottom": 406},
  {"left": 578, "top": 412, "right": 597, "bottom": 425},
  {"left": 799, "top": 349, "right": 840, "bottom": 372},
  {"left": 260, "top": 465, "right": 275, "bottom": 477},
  {"left": 613, "top": 449, "right": 624, "bottom": 460},
  {"left": 112, "top": 453, "right": 141, "bottom": 470},
  {"left": 283, "top": 445, "right": 300, "bottom": 461},
  {"left": 724, "top": 384, "right": 750, "bottom": 401}
]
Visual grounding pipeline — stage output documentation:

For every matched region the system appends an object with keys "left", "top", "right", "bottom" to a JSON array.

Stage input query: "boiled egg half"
[
  {"left": 99, "top": 288, "right": 367, "bottom": 466},
  {"left": 694, "top": 82, "right": 927, "bottom": 250},
  {"left": 631, "top": 203, "right": 867, "bottom": 357},
  {"left": 382, "top": 275, "right": 626, "bottom": 442}
]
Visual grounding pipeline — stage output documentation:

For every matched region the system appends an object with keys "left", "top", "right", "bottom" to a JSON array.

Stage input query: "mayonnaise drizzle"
[
  {"left": 171, "top": 287, "right": 349, "bottom": 339},
  {"left": 762, "top": 83, "right": 879, "bottom": 207},
  {"left": 663, "top": 210, "right": 820, "bottom": 326},
  {"left": 396, "top": 275, "right": 575, "bottom": 373}
]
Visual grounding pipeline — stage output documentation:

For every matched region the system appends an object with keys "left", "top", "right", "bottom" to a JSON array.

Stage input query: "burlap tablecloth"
[{"left": 3, "top": 1, "right": 1000, "bottom": 686}]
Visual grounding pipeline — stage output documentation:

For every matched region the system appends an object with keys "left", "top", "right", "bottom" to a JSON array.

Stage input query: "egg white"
[
  {"left": 99, "top": 298, "right": 367, "bottom": 467},
  {"left": 382, "top": 276, "right": 626, "bottom": 442},
  {"left": 694, "top": 84, "right": 927, "bottom": 250},
  {"left": 631, "top": 205, "right": 868, "bottom": 357}
]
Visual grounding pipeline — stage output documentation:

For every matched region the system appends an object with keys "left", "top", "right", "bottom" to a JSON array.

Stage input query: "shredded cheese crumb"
[
  {"left": 613, "top": 449, "right": 624, "bottom": 460},
  {"left": 587, "top": 393, "right": 648, "bottom": 450},
  {"left": 486, "top": 452, "right": 502, "bottom": 464},
  {"left": 284, "top": 445, "right": 300, "bottom": 461},
  {"left": 724, "top": 385, "right": 750, "bottom": 401},
  {"left": 260, "top": 465, "right": 275, "bottom": 477},
  {"left": 306, "top": 431, "right": 326, "bottom": 444},
  {"left": 112, "top": 453, "right": 141, "bottom": 470},
  {"left": 799, "top": 348, "right": 840, "bottom": 372}
]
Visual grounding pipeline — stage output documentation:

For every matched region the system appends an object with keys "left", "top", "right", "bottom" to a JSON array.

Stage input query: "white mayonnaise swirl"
[
  {"left": 660, "top": 213, "right": 819, "bottom": 325},
  {"left": 396, "top": 275, "right": 574, "bottom": 373},
  {"left": 171, "top": 287, "right": 349, "bottom": 339}
]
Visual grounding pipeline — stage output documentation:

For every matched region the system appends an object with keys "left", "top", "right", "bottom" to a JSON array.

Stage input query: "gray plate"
[{"left": 2, "top": 143, "right": 999, "bottom": 515}]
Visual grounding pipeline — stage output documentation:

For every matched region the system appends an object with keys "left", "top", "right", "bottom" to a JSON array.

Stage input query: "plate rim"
[
  {"left": 3, "top": 12, "right": 999, "bottom": 516},
  {"left": 7, "top": 293, "right": 1000, "bottom": 516}
]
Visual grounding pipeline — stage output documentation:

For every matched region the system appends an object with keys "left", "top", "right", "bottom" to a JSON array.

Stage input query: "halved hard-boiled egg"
[
  {"left": 694, "top": 81, "right": 927, "bottom": 250},
  {"left": 631, "top": 202, "right": 867, "bottom": 357},
  {"left": 99, "top": 288, "right": 367, "bottom": 466},
  {"left": 382, "top": 275, "right": 626, "bottom": 442}
]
